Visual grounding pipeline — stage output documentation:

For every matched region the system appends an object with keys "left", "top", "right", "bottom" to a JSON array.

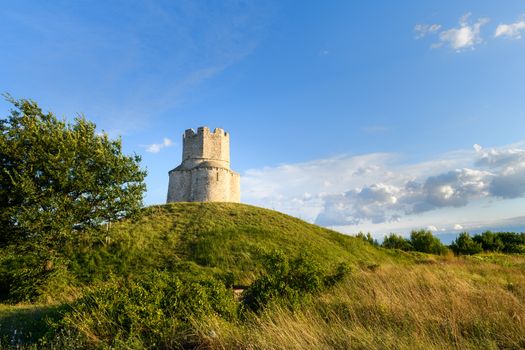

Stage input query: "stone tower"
[{"left": 167, "top": 127, "right": 240, "bottom": 203}]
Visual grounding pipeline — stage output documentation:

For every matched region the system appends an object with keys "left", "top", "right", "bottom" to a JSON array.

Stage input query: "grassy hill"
[
  {"left": 1, "top": 203, "right": 525, "bottom": 349},
  {"left": 92, "top": 202, "right": 404, "bottom": 284}
]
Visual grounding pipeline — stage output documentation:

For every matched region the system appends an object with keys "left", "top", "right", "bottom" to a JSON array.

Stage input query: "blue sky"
[{"left": 1, "top": 1, "right": 525, "bottom": 239}]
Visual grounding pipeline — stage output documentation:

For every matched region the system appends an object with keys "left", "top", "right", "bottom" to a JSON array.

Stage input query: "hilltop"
[{"left": 98, "top": 202, "right": 402, "bottom": 284}]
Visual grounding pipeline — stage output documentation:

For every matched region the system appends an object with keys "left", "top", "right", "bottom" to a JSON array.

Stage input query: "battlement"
[
  {"left": 182, "top": 126, "right": 230, "bottom": 166},
  {"left": 184, "top": 127, "right": 229, "bottom": 138}
]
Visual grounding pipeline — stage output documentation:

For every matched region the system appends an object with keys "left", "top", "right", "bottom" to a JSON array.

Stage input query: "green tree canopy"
[
  {"left": 472, "top": 231, "right": 504, "bottom": 252},
  {"left": 0, "top": 96, "right": 146, "bottom": 250},
  {"left": 409, "top": 229, "right": 448, "bottom": 255},
  {"left": 450, "top": 232, "right": 483, "bottom": 256},
  {"left": 382, "top": 233, "right": 412, "bottom": 251}
]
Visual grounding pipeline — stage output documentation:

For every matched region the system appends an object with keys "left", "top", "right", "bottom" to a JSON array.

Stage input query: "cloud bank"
[{"left": 241, "top": 143, "right": 525, "bottom": 228}]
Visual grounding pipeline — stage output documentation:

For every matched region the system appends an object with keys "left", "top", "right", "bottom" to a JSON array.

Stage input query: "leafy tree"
[
  {"left": 409, "top": 229, "right": 448, "bottom": 255},
  {"left": 450, "top": 232, "right": 483, "bottom": 256},
  {"left": 472, "top": 231, "right": 504, "bottom": 252},
  {"left": 0, "top": 96, "right": 146, "bottom": 299},
  {"left": 382, "top": 233, "right": 412, "bottom": 251},
  {"left": 356, "top": 232, "right": 379, "bottom": 246},
  {"left": 0, "top": 96, "right": 147, "bottom": 300},
  {"left": 494, "top": 232, "right": 525, "bottom": 253}
]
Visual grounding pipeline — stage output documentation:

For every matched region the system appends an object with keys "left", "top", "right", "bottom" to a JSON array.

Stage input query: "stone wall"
[
  {"left": 182, "top": 127, "right": 230, "bottom": 165},
  {"left": 167, "top": 166, "right": 240, "bottom": 202}
]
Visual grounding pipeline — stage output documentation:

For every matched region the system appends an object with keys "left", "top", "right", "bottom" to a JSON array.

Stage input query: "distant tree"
[
  {"left": 382, "top": 233, "right": 412, "bottom": 251},
  {"left": 472, "top": 231, "right": 504, "bottom": 252},
  {"left": 450, "top": 232, "right": 482, "bottom": 256},
  {"left": 0, "top": 96, "right": 146, "bottom": 251},
  {"left": 356, "top": 232, "right": 379, "bottom": 246},
  {"left": 409, "top": 230, "right": 448, "bottom": 255},
  {"left": 495, "top": 232, "right": 525, "bottom": 254}
]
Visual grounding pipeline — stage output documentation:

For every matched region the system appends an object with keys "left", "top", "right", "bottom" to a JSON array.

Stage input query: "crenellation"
[
  {"left": 184, "top": 129, "right": 196, "bottom": 138},
  {"left": 213, "top": 127, "right": 223, "bottom": 134},
  {"left": 167, "top": 126, "right": 240, "bottom": 203},
  {"left": 197, "top": 126, "right": 210, "bottom": 134}
]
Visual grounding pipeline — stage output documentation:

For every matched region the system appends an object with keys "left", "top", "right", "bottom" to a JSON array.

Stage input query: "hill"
[
  {"left": 1, "top": 203, "right": 525, "bottom": 349},
  {"left": 95, "top": 202, "right": 403, "bottom": 284}
]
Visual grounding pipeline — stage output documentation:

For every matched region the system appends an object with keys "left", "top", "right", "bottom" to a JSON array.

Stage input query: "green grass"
[
  {"left": 212, "top": 257, "right": 525, "bottom": 349},
  {"left": 74, "top": 202, "right": 406, "bottom": 285},
  {"left": 2, "top": 202, "right": 525, "bottom": 349},
  {"left": 0, "top": 304, "right": 63, "bottom": 346}
]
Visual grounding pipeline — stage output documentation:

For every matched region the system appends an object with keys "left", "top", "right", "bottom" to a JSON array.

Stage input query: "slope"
[{"left": 73, "top": 202, "right": 405, "bottom": 285}]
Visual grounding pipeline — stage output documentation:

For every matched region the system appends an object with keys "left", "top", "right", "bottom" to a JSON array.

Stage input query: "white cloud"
[
  {"left": 241, "top": 142, "right": 525, "bottom": 228},
  {"left": 408, "top": 168, "right": 491, "bottom": 213},
  {"left": 416, "top": 13, "right": 525, "bottom": 51},
  {"left": 414, "top": 23, "right": 442, "bottom": 39},
  {"left": 474, "top": 146, "right": 525, "bottom": 198},
  {"left": 436, "top": 13, "right": 489, "bottom": 51},
  {"left": 475, "top": 146, "right": 525, "bottom": 167},
  {"left": 145, "top": 137, "right": 173, "bottom": 153},
  {"left": 453, "top": 224, "right": 463, "bottom": 230},
  {"left": 426, "top": 225, "right": 438, "bottom": 232},
  {"left": 495, "top": 17, "right": 525, "bottom": 39}
]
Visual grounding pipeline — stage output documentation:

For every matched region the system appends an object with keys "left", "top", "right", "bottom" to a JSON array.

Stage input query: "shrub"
[
  {"left": 382, "top": 233, "right": 412, "bottom": 251},
  {"left": 409, "top": 230, "right": 448, "bottom": 255},
  {"left": 241, "top": 251, "right": 350, "bottom": 313},
  {"left": 450, "top": 233, "right": 483, "bottom": 256},
  {"left": 57, "top": 271, "right": 236, "bottom": 349},
  {"left": 0, "top": 248, "right": 74, "bottom": 303}
]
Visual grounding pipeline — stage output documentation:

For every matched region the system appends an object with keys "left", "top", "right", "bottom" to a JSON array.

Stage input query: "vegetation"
[
  {"left": 0, "top": 96, "right": 146, "bottom": 247},
  {"left": 60, "top": 271, "right": 236, "bottom": 349},
  {"left": 409, "top": 229, "right": 448, "bottom": 255},
  {"left": 0, "top": 203, "right": 525, "bottom": 349},
  {"left": 0, "top": 96, "right": 146, "bottom": 303},
  {"left": 473, "top": 231, "right": 525, "bottom": 254},
  {"left": 355, "top": 232, "right": 379, "bottom": 246},
  {"left": 0, "top": 203, "right": 371, "bottom": 348},
  {"left": 450, "top": 232, "right": 483, "bottom": 255},
  {"left": 1, "top": 98, "right": 525, "bottom": 349},
  {"left": 241, "top": 251, "right": 350, "bottom": 313},
  {"left": 380, "top": 230, "right": 525, "bottom": 256},
  {"left": 60, "top": 202, "right": 390, "bottom": 288},
  {"left": 381, "top": 230, "right": 525, "bottom": 257},
  {"left": 381, "top": 233, "right": 413, "bottom": 251},
  {"left": 381, "top": 230, "right": 448, "bottom": 255},
  {"left": 211, "top": 256, "right": 525, "bottom": 349}
]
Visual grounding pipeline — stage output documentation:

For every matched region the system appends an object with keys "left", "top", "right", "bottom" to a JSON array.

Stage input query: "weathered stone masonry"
[{"left": 167, "top": 127, "right": 240, "bottom": 203}]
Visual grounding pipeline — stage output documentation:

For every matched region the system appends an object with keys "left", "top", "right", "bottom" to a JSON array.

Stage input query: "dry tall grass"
[{"left": 201, "top": 255, "right": 525, "bottom": 349}]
